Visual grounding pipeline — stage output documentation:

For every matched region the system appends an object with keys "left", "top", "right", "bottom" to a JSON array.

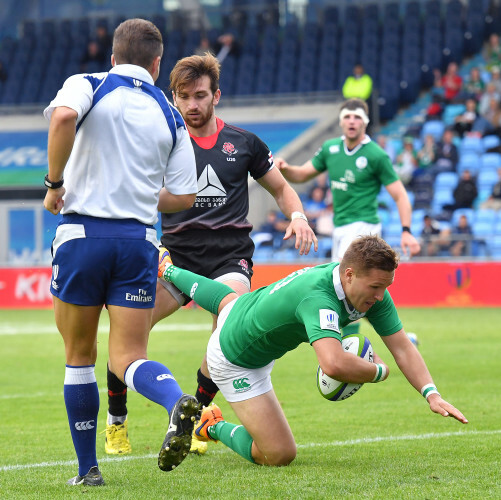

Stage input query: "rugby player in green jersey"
[
  {"left": 158, "top": 235, "right": 468, "bottom": 466},
  {"left": 276, "top": 97, "right": 421, "bottom": 337}
]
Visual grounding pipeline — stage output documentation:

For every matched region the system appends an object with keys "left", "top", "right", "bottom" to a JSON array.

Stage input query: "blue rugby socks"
[{"left": 64, "top": 365, "right": 99, "bottom": 476}]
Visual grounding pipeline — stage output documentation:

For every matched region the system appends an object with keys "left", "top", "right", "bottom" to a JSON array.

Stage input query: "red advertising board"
[
  {"left": 1, "top": 262, "right": 500, "bottom": 308},
  {"left": 251, "top": 261, "right": 501, "bottom": 308},
  {"left": 0, "top": 268, "right": 53, "bottom": 308}
]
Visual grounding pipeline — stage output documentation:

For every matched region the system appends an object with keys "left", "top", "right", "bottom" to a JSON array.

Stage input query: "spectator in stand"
[
  {"left": 254, "top": 210, "right": 289, "bottom": 249},
  {"left": 420, "top": 214, "right": 446, "bottom": 256},
  {"left": 443, "top": 169, "right": 478, "bottom": 214},
  {"left": 342, "top": 64, "right": 373, "bottom": 102},
  {"left": 80, "top": 39, "right": 107, "bottom": 73},
  {"left": 438, "top": 62, "right": 463, "bottom": 103},
  {"left": 448, "top": 214, "right": 473, "bottom": 257},
  {"left": 95, "top": 24, "right": 113, "bottom": 58},
  {"left": 304, "top": 186, "right": 328, "bottom": 231},
  {"left": 432, "top": 129, "right": 459, "bottom": 175},
  {"left": 394, "top": 137, "right": 418, "bottom": 185},
  {"left": 480, "top": 168, "right": 501, "bottom": 210},
  {"left": 213, "top": 33, "right": 240, "bottom": 63},
  {"left": 463, "top": 67, "right": 485, "bottom": 101},
  {"left": 478, "top": 82, "right": 501, "bottom": 117},
  {"left": 416, "top": 134, "right": 437, "bottom": 171},
  {"left": 453, "top": 98, "right": 480, "bottom": 138},
  {"left": 377, "top": 135, "right": 397, "bottom": 163},
  {"left": 483, "top": 33, "right": 501, "bottom": 71},
  {"left": 489, "top": 66, "right": 501, "bottom": 94},
  {"left": 478, "top": 97, "right": 501, "bottom": 137},
  {"left": 194, "top": 35, "right": 212, "bottom": 56}
]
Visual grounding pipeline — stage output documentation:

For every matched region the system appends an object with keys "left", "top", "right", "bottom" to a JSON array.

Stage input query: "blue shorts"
[{"left": 50, "top": 214, "right": 159, "bottom": 308}]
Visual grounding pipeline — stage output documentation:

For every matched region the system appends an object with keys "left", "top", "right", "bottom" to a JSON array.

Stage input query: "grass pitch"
[{"left": 0, "top": 307, "right": 500, "bottom": 499}]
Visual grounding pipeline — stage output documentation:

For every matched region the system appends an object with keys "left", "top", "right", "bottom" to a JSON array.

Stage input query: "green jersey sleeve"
[
  {"left": 295, "top": 294, "right": 343, "bottom": 344},
  {"left": 375, "top": 148, "right": 399, "bottom": 187}
]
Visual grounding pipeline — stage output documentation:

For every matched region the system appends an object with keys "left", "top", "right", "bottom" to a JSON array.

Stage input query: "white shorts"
[
  {"left": 206, "top": 298, "right": 274, "bottom": 403},
  {"left": 332, "top": 221, "right": 382, "bottom": 262}
]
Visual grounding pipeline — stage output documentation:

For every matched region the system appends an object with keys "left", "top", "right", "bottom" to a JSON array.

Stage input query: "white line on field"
[
  {"left": 1, "top": 429, "right": 500, "bottom": 472},
  {"left": 0, "top": 323, "right": 211, "bottom": 335}
]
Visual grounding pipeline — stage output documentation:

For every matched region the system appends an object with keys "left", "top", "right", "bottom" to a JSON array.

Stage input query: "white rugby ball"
[{"left": 316, "top": 333, "right": 374, "bottom": 401}]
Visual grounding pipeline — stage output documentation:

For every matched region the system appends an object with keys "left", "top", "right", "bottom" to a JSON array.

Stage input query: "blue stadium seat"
[
  {"left": 435, "top": 172, "right": 459, "bottom": 191},
  {"left": 460, "top": 135, "right": 484, "bottom": 155},
  {"left": 478, "top": 169, "right": 500, "bottom": 191},
  {"left": 421, "top": 120, "right": 445, "bottom": 141},
  {"left": 432, "top": 189, "right": 454, "bottom": 214},
  {"left": 482, "top": 135, "right": 501, "bottom": 151},
  {"left": 481, "top": 153, "right": 501, "bottom": 171},
  {"left": 475, "top": 209, "right": 497, "bottom": 224},
  {"left": 457, "top": 153, "right": 481, "bottom": 175}
]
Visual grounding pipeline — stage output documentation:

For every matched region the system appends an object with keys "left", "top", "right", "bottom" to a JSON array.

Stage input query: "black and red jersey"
[{"left": 161, "top": 117, "right": 274, "bottom": 235}]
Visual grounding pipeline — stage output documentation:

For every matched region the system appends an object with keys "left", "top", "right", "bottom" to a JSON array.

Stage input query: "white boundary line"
[
  {"left": 0, "top": 323, "right": 211, "bottom": 335},
  {"left": 2, "top": 429, "right": 500, "bottom": 472}
]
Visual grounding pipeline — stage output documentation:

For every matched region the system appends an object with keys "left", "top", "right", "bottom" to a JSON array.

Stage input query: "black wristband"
[
  {"left": 44, "top": 174, "right": 64, "bottom": 189},
  {"left": 402, "top": 226, "right": 411, "bottom": 234}
]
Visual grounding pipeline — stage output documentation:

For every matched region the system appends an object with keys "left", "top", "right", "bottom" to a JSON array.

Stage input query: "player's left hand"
[
  {"left": 427, "top": 393, "right": 468, "bottom": 424},
  {"left": 400, "top": 231, "right": 421, "bottom": 257},
  {"left": 283, "top": 219, "right": 318, "bottom": 255}
]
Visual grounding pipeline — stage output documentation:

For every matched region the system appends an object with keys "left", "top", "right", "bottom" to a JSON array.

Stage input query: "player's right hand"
[{"left": 43, "top": 187, "right": 65, "bottom": 215}]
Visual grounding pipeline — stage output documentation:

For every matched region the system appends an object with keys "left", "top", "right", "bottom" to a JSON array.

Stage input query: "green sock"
[
  {"left": 209, "top": 421, "right": 255, "bottom": 463},
  {"left": 164, "top": 266, "right": 234, "bottom": 315},
  {"left": 342, "top": 322, "right": 360, "bottom": 336}
]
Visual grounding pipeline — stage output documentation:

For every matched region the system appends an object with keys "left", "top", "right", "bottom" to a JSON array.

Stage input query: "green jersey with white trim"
[
  {"left": 219, "top": 262, "right": 402, "bottom": 368},
  {"left": 311, "top": 136, "right": 399, "bottom": 227}
]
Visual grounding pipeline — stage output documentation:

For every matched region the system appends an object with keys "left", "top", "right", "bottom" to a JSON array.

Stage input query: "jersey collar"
[
  {"left": 332, "top": 265, "right": 365, "bottom": 318},
  {"left": 341, "top": 134, "right": 371, "bottom": 156},
  {"left": 109, "top": 64, "right": 155, "bottom": 85}
]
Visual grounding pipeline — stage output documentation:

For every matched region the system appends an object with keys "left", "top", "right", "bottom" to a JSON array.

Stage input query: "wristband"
[
  {"left": 372, "top": 363, "right": 387, "bottom": 383},
  {"left": 291, "top": 211, "right": 308, "bottom": 222},
  {"left": 44, "top": 174, "right": 64, "bottom": 189},
  {"left": 402, "top": 226, "right": 411, "bottom": 234},
  {"left": 420, "top": 383, "right": 440, "bottom": 400}
]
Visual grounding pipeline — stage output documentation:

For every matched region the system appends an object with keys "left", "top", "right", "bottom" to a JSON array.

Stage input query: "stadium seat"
[
  {"left": 478, "top": 170, "right": 499, "bottom": 191},
  {"left": 481, "top": 153, "right": 501, "bottom": 171},
  {"left": 474, "top": 209, "right": 497, "bottom": 224},
  {"left": 482, "top": 135, "right": 501, "bottom": 151},
  {"left": 457, "top": 153, "right": 481, "bottom": 175},
  {"left": 460, "top": 135, "right": 484, "bottom": 155},
  {"left": 431, "top": 189, "right": 454, "bottom": 214},
  {"left": 421, "top": 120, "right": 445, "bottom": 141},
  {"left": 434, "top": 172, "right": 459, "bottom": 191}
]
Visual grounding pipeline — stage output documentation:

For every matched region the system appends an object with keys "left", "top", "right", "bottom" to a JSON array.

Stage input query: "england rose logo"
[{"left": 222, "top": 142, "right": 238, "bottom": 155}]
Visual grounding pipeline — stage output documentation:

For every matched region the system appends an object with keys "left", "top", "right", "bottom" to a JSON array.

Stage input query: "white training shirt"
[{"left": 44, "top": 64, "right": 198, "bottom": 225}]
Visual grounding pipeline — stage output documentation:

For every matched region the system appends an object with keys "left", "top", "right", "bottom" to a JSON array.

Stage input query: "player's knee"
[{"left": 263, "top": 444, "right": 297, "bottom": 466}]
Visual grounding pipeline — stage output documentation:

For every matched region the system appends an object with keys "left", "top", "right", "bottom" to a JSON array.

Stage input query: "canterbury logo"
[
  {"left": 133, "top": 79, "right": 143, "bottom": 87},
  {"left": 232, "top": 378, "right": 250, "bottom": 390},
  {"left": 190, "top": 283, "right": 198, "bottom": 298},
  {"left": 75, "top": 420, "right": 95, "bottom": 431},
  {"left": 156, "top": 374, "right": 175, "bottom": 381}
]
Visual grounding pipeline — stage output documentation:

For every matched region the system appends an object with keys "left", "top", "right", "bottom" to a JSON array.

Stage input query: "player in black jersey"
[{"left": 104, "top": 52, "right": 318, "bottom": 455}]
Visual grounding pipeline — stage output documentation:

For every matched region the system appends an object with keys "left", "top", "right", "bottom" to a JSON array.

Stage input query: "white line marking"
[
  {"left": 1, "top": 429, "right": 499, "bottom": 472},
  {"left": 0, "top": 323, "right": 211, "bottom": 335}
]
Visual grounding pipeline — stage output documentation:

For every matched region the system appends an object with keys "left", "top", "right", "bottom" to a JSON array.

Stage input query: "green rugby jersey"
[
  {"left": 311, "top": 136, "right": 399, "bottom": 227},
  {"left": 219, "top": 262, "right": 402, "bottom": 368}
]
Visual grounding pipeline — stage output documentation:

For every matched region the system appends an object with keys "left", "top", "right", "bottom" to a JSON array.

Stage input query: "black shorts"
[{"left": 160, "top": 229, "right": 254, "bottom": 302}]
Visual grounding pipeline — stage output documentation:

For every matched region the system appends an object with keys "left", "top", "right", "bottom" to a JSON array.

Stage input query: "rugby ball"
[{"left": 316, "top": 333, "right": 374, "bottom": 401}]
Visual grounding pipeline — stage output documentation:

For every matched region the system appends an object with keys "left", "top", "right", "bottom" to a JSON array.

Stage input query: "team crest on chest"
[
  {"left": 222, "top": 142, "right": 238, "bottom": 156},
  {"left": 355, "top": 156, "right": 368, "bottom": 169},
  {"left": 329, "top": 145, "right": 340, "bottom": 154},
  {"left": 344, "top": 170, "right": 355, "bottom": 183}
]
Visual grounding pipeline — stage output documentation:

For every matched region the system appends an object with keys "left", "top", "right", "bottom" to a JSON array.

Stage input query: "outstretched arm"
[
  {"left": 257, "top": 167, "right": 318, "bottom": 255},
  {"left": 385, "top": 180, "right": 421, "bottom": 256},
  {"left": 382, "top": 329, "right": 468, "bottom": 424}
]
